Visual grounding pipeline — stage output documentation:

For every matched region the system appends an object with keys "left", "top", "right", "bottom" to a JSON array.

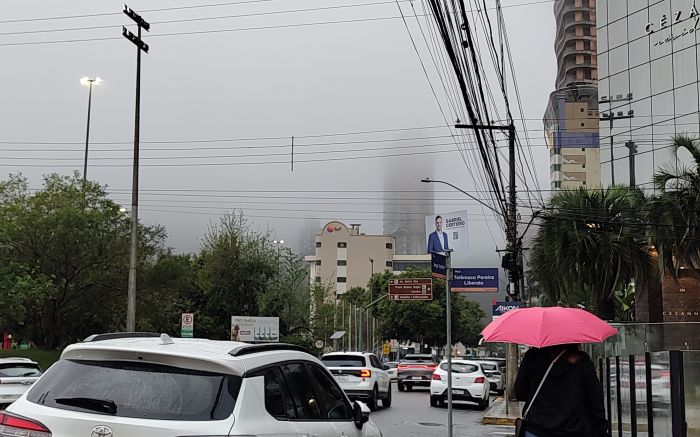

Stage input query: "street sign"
[
  {"left": 315, "top": 340, "right": 324, "bottom": 350},
  {"left": 390, "top": 339, "right": 399, "bottom": 352},
  {"left": 451, "top": 268, "right": 499, "bottom": 293},
  {"left": 388, "top": 278, "right": 433, "bottom": 301},
  {"left": 181, "top": 313, "right": 194, "bottom": 338},
  {"left": 492, "top": 302, "right": 525, "bottom": 321},
  {"left": 431, "top": 252, "right": 447, "bottom": 279}
]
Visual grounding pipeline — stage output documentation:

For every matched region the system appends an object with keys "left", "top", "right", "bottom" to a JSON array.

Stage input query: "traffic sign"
[
  {"left": 388, "top": 278, "right": 433, "bottom": 301},
  {"left": 314, "top": 340, "right": 324, "bottom": 349},
  {"left": 181, "top": 313, "right": 194, "bottom": 338},
  {"left": 431, "top": 252, "right": 447, "bottom": 279}
]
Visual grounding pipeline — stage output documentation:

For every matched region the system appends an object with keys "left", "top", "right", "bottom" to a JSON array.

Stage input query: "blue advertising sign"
[
  {"left": 451, "top": 268, "right": 499, "bottom": 293},
  {"left": 431, "top": 252, "right": 446, "bottom": 279},
  {"left": 492, "top": 302, "right": 525, "bottom": 320}
]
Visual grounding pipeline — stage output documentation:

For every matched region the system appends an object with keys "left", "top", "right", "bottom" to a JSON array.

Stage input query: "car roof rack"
[
  {"left": 229, "top": 343, "right": 310, "bottom": 357},
  {"left": 83, "top": 332, "right": 162, "bottom": 342}
]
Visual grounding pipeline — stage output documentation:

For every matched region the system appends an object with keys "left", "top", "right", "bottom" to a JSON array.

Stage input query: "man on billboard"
[{"left": 427, "top": 215, "right": 449, "bottom": 255}]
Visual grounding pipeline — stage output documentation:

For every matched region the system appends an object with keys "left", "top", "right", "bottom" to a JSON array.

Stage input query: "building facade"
[
  {"left": 597, "top": 0, "right": 700, "bottom": 187},
  {"left": 544, "top": 0, "right": 602, "bottom": 190}
]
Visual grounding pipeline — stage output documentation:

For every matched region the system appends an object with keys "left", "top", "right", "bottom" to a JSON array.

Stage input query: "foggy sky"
[{"left": 1, "top": 0, "right": 557, "bottom": 308}]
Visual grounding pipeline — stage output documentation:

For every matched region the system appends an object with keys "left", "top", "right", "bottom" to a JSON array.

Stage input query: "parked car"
[
  {"left": 618, "top": 362, "right": 672, "bottom": 411},
  {"left": 478, "top": 361, "right": 504, "bottom": 395},
  {"left": 4, "top": 333, "right": 382, "bottom": 437},
  {"left": 0, "top": 357, "right": 43, "bottom": 408},
  {"left": 321, "top": 352, "right": 392, "bottom": 410},
  {"left": 429, "top": 360, "right": 490, "bottom": 410},
  {"left": 397, "top": 354, "right": 439, "bottom": 391},
  {"left": 384, "top": 361, "right": 398, "bottom": 381}
]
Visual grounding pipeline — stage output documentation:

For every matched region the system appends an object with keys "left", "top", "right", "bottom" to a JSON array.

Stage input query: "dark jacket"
[{"left": 514, "top": 347, "right": 607, "bottom": 437}]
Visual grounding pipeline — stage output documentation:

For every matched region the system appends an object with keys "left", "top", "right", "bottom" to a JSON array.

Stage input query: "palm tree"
[
  {"left": 648, "top": 135, "right": 700, "bottom": 276},
  {"left": 529, "top": 186, "right": 652, "bottom": 319}
]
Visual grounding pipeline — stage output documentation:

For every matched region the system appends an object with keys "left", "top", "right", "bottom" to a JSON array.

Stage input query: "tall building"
[
  {"left": 597, "top": 0, "right": 700, "bottom": 322},
  {"left": 544, "top": 0, "right": 602, "bottom": 190}
]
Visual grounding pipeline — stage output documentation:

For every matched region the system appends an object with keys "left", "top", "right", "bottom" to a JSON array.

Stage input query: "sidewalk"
[{"left": 482, "top": 397, "right": 523, "bottom": 426}]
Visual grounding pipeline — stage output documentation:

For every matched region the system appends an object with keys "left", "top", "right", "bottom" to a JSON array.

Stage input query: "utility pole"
[
  {"left": 80, "top": 77, "right": 101, "bottom": 183},
  {"left": 122, "top": 5, "right": 150, "bottom": 332},
  {"left": 625, "top": 141, "right": 638, "bottom": 187},
  {"left": 454, "top": 122, "right": 520, "bottom": 402},
  {"left": 445, "top": 250, "right": 453, "bottom": 437},
  {"left": 599, "top": 93, "right": 634, "bottom": 185}
]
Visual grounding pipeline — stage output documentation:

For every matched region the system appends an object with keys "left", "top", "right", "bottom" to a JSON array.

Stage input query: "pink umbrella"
[{"left": 480, "top": 306, "right": 618, "bottom": 348}]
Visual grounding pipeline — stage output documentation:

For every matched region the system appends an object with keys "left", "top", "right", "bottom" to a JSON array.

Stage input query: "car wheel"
[
  {"left": 479, "top": 396, "right": 490, "bottom": 410},
  {"left": 429, "top": 395, "right": 438, "bottom": 407},
  {"left": 382, "top": 385, "right": 392, "bottom": 408},
  {"left": 367, "top": 386, "right": 378, "bottom": 411},
  {"left": 398, "top": 383, "right": 405, "bottom": 392}
]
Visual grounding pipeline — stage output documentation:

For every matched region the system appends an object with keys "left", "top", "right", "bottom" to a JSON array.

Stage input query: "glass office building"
[{"left": 597, "top": 0, "right": 700, "bottom": 188}]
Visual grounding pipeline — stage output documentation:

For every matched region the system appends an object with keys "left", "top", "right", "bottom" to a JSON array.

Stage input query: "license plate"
[
  {"left": 412, "top": 376, "right": 422, "bottom": 380},
  {"left": 335, "top": 375, "right": 348, "bottom": 381},
  {"left": 452, "top": 389, "right": 465, "bottom": 395}
]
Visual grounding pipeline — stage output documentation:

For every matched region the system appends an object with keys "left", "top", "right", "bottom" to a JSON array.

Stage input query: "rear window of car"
[
  {"left": 439, "top": 363, "right": 479, "bottom": 374},
  {"left": 321, "top": 356, "right": 365, "bottom": 367},
  {"left": 26, "top": 360, "right": 241, "bottom": 421},
  {"left": 402, "top": 355, "right": 436, "bottom": 363},
  {"left": 0, "top": 363, "right": 42, "bottom": 377},
  {"left": 481, "top": 363, "right": 498, "bottom": 372},
  {"left": 385, "top": 362, "right": 397, "bottom": 368}
]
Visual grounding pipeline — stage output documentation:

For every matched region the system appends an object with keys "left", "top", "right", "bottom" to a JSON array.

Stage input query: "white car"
[
  {"left": 478, "top": 360, "right": 504, "bottom": 395},
  {"left": 321, "top": 352, "right": 392, "bottom": 411},
  {"left": 429, "top": 360, "right": 490, "bottom": 410},
  {"left": 384, "top": 362, "right": 398, "bottom": 381},
  {"left": 0, "top": 357, "right": 43, "bottom": 408},
  {"left": 4, "top": 333, "right": 382, "bottom": 437}
]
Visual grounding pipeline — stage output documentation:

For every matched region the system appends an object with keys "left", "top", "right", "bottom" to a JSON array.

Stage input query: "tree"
[
  {"left": 0, "top": 173, "right": 165, "bottom": 347},
  {"left": 529, "top": 186, "right": 652, "bottom": 319},
  {"left": 373, "top": 269, "right": 486, "bottom": 347},
  {"left": 648, "top": 135, "right": 700, "bottom": 275},
  {"left": 197, "top": 212, "right": 279, "bottom": 340}
]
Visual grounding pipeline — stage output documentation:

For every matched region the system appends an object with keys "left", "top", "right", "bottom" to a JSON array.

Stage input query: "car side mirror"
[
  {"left": 353, "top": 401, "right": 370, "bottom": 429},
  {"left": 382, "top": 364, "right": 390, "bottom": 370}
]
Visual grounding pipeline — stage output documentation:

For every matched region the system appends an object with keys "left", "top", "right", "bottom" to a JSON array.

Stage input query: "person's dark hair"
[
  {"left": 543, "top": 344, "right": 583, "bottom": 363},
  {"left": 435, "top": 215, "right": 442, "bottom": 221}
]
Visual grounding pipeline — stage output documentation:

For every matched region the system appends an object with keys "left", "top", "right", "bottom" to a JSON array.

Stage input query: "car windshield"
[
  {"left": 26, "top": 359, "right": 241, "bottom": 421},
  {"left": 0, "top": 363, "right": 42, "bottom": 377},
  {"left": 321, "top": 356, "right": 365, "bottom": 367},
  {"left": 439, "top": 363, "right": 479, "bottom": 374}
]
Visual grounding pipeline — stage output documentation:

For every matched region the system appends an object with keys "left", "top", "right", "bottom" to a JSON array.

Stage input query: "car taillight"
[
  {"left": 398, "top": 364, "right": 408, "bottom": 370},
  {"left": 0, "top": 412, "right": 51, "bottom": 436},
  {"left": 474, "top": 377, "right": 486, "bottom": 384},
  {"left": 360, "top": 369, "right": 372, "bottom": 378},
  {"left": 432, "top": 373, "right": 442, "bottom": 381}
]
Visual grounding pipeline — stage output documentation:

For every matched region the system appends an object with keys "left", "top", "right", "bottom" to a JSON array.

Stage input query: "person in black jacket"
[{"left": 514, "top": 344, "right": 608, "bottom": 437}]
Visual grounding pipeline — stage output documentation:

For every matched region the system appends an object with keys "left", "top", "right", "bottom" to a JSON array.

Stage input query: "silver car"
[
  {"left": 384, "top": 362, "right": 398, "bottom": 381},
  {"left": 0, "top": 357, "right": 43, "bottom": 408}
]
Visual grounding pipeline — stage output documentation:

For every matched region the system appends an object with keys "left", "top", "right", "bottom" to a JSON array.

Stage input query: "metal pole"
[
  {"left": 446, "top": 251, "right": 453, "bottom": 437},
  {"left": 126, "top": 24, "right": 142, "bottom": 332},
  {"left": 626, "top": 141, "right": 637, "bottom": 188},
  {"left": 610, "top": 115, "right": 615, "bottom": 185},
  {"left": 506, "top": 124, "right": 519, "bottom": 402},
  {"left": 359, "top": 309, "right": 363, "bottom": 352},
  {"left": 83, "top": 81, "right": 93, "bottom": 183}
]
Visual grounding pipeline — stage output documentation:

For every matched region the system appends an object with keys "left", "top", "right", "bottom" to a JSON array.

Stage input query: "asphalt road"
[{"left": 369, "top": 384, "right": 514, "bottom": 437}]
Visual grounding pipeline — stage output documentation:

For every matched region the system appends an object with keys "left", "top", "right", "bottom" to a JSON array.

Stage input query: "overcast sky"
[{"left": 0, "top": 0, "right": 556, "bottom": 285}]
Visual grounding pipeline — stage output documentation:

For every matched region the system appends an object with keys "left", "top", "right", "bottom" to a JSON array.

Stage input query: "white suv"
[
  {"left": 321, "top": 352, "right": 392, "bottom": 411},
  {"left": 0, "top": 357, "right": 43, "bottom": 408},
  {"left": 3, "top": 333, "right": 382, "bottom": 437}
]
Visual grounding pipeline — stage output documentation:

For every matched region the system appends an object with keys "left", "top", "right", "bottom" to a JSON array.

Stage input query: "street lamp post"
[
  {"left": 273, "top": 239, "right": 285, "bottom": 281},
  {"left": 80, "top": 77, "right": 102, "bottom": 183},
  {"left": 369, "top": 258, "right": 374, "bottom": 351}
]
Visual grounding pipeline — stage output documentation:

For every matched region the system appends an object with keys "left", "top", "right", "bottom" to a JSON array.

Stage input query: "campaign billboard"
[
  {"left": 231, "top": 316, "right": 280, "bottom": 342},
  {"left": 451, "top": 268, "right": 499, "bottom": 293},
  {"left": 425, "top": 210, "right": 468, "bottom": 267}
]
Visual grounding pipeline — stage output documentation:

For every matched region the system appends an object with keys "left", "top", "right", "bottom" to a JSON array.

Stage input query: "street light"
[{"left": 80, "top": 77, "right": 102, "bottom": 183}]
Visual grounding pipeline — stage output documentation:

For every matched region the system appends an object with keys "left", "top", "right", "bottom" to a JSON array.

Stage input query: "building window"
[
  {"left": 315, "top": 260, "right": 321, "bottom": 266},
  {"left": 386, "top": 242, "right": 393, "bottom": 249},
  {"left": 582, "top": 164, "right": 586, "bottom": 169},
  {"left": 337, "top": 242, "right": 347, "bottom": 248},
  {"left": 581, "top": 148, "right": 585, "bottom": 152},
  {"left": 551, "top": 164, "right": 562, "bottom": 172},
  {"left": 314, "top": 277, "right": 321, "bottom": 283},
  {"left": 582, "top": 181, "right": 587, "bottom": 185},
  {"left": 315, "top": 242, "right": 321, "bottom": 248},
  {"left": 580, "top": 108, "right": 584, "bottom": 112},
  {"left": 553, "top": 181, "right": 562, "bottom": 188},
  {"left": 386, "top": 261, "right": 393, "bottom": 268},
  {"left": 580, "top": 123, "right": 585, "bottom": 127},
  {"left": 337, "top": 277, "right": 347, "bottom": 283},
  {"left": 337, "top": 260, "right": 347, "bottom": 266}
]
